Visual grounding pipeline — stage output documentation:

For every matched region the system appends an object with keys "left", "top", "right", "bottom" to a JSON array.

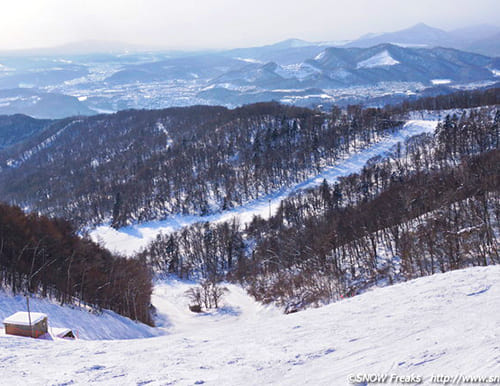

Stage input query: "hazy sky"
[{"left": 1, "top": 0, "right": 499, "bottom": 50}]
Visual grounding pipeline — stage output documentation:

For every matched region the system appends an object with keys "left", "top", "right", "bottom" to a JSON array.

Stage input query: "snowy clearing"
[
  {"left": 90, "top": 119, "right": 438, "bottom": 256},
  {"left": 0, "top": 265, "right": 498, "bottom": 385},
  {"left": 356, "top": 50, "right": 400, "bottom": 69},
  {"left": 431, "top": 79, "right": 452, "bottom": 85}
]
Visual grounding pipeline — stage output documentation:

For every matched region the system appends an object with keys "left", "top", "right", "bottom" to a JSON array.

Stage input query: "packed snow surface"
[
  {"left": 0, "top": 266, "right": 498, "bottom": 385},
  {"left": 90, "top": 119, "right": 438, "bottom": 256},
  {"left": 356, "top": 50, "right": 400, "bottom": 69}
]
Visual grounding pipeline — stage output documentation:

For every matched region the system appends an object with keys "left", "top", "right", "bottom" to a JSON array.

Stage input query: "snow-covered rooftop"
[
  {"left": 3, "top": 312, "right": 47, "bottom": 326},
  {"left": 52, "top": 327, "right": 74, "bottom": 338}
]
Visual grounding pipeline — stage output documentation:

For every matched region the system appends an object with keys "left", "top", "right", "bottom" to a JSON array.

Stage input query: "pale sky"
[{"left": 0, "top": 0, "right": 499, "bottom": 50}]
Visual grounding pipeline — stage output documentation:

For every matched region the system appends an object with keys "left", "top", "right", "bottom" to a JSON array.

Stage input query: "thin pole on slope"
[{"left": 26, "top": 295, "right": 33, "bottom": 338}]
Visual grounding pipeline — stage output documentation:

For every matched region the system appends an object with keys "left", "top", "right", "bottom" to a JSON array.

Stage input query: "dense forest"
[
  {"left": 140, "top": 106, "right": 499, "bottom": 311},
  {"left": 0, "top": 103, "right": 403, "bottom": 227},
  {"left": 0, "top": 203, "right": 153, "bottom": 325},
  {"left": 393, "top": 86, "right": 499, "bottom": 113},
  {"left": 0, "top": 114, "right": 52, "bottom": 150},
  {"left": 0, "top": 89, "right": 497, "bottom": 230}
]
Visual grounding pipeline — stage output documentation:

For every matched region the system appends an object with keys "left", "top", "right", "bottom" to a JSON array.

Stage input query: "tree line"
[
  {"left": 388, "top": 86, "right": 499, "bottom": 114},
  {"left": 0, "top": 203, "right": 153, "bottom": 325}
]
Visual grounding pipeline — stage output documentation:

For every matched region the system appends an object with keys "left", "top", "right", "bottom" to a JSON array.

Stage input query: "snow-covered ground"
[
  {"left": 431, "top": 79, "right": 451, "bottom": 85},
  {"left": 151, "top": 279, "right": 280, "bottom": 334},
  {"left": 0, "top": 265, "right": 498, "bottom": 385},
  {"left": 90, "top": 119, "right": 438, "bottom": 256},
  {"left": 0, "top": 290, "right": 160, "bottom": 340},
  {"left": 356, "top": 50, "right": 400, "bottom": 69}
]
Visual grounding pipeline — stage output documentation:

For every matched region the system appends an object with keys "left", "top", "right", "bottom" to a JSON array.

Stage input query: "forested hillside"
[
  {"left": 0, "top": 103, "right": 402, "bottom": 227},
  {"left": 140, "top": 106, "right": 499, "bottom": 311},
  {"left": 0, "top": 114, "right": 52, "bottom": 149},
  {"left": 0, "top": 203, "right": 153, "bottom": 324},
  {"left": 0, "top": 89, "right": 497, "bottom": 315},
  {"left": 1, "top": 89, "right": 497, "bottom": 230}
]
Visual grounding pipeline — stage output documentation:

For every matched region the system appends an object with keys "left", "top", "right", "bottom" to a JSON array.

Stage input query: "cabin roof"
[
  {"left": 3, "top": 312, "right": 47, "bottom": 326},
  {"left": 52, "top": 327, "right": 73, "bottom": 338}
]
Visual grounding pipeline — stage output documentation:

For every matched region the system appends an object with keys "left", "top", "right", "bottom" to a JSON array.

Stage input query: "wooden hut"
[
  {"left": 53, "top": 327, "right": 76, "bottom": 339},
  {"left": 3, "top": 312, "right": 48, "bottom": 338}
]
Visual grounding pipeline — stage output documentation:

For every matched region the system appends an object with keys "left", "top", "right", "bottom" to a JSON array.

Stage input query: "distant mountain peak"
[
  {"left": 405, "top": 23, "right": 449, "bottom": 37},
  {"left": 340, "top": 22, "right": 499, "bottom": 56},
  {"left": 270, "top": 38, "right": 314, "bottom": 49},
  {"left": 409, "top": 22, "right": 441, "bottom": 31},
  {"left": 346, "top": 22, "right": 452, "bottom": 49}
]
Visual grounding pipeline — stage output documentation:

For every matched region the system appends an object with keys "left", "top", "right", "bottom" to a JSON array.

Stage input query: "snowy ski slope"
[
  {"left": 0, "top": 265, "right": 498, "bottom": 385},
  {"left": 90, "top": 119, "right": 438, "bottom": 256}
]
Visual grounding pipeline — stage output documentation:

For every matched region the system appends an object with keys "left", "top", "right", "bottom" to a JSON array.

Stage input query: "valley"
[
  {"left": 89, "top": 118, "right": 439, "bottom": 256},
  {"left": 0, "top": 13, "right": 498, "bottom": 385},
  {"left": 1, "top": 24, "right": 499, "bottom": 118}
]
